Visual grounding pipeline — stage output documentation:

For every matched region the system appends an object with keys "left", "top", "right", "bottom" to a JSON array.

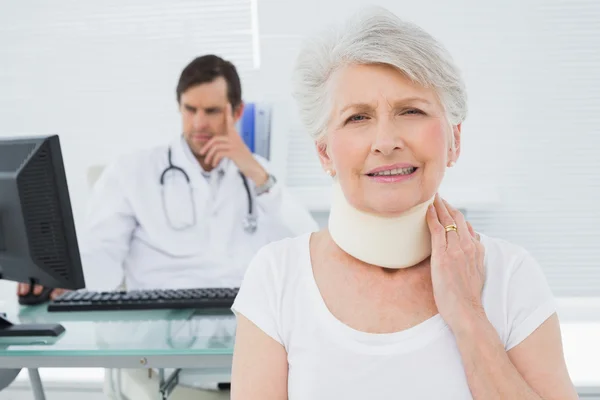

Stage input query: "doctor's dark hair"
[{"left": 176, "top": 55, "right": 243, "bottom": 110}]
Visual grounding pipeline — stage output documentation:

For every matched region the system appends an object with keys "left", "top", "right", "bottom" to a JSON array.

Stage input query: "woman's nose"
[{"left": 371, "top": 120, "right": 405, "bottom": 155}]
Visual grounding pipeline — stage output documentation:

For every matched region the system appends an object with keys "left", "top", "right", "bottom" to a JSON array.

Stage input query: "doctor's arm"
[
  {"left": 255, "top": 183, "right": 318, "bottom": 236},
  {"left": 79, "top": 162, "right": 137, "bottom": 291},
  {"left": 251, "top": 158, "right": 319, "bottom": 236}
]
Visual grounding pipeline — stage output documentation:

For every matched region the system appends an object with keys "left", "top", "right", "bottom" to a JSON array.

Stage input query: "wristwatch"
[{"left": 255, "top": 174, "right": 277, "bottom": 196}]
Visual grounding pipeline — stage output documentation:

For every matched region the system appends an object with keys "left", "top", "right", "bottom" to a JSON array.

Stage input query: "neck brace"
[{"left": 328, "top": 181, "right": 435, "bottom": 269}]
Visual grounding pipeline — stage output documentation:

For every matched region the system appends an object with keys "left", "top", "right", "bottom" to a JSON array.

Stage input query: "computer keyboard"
[{"left": 47, "top": 287, "right": 239, "bottom": 312}]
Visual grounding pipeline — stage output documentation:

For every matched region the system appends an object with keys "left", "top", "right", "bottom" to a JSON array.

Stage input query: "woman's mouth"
[
  {"left": 366, "top": 166, "right": 418, "bottom": 182},
  {"left": 367, "top": 166, "right": 417, "bottom": 177}
]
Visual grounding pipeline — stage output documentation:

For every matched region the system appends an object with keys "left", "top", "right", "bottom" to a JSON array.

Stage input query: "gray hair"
[{"left": 291, "top": 6, "right": 467, "bottom": 142}]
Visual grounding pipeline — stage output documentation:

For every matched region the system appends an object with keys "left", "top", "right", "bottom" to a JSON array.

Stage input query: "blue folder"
[{"left": 236, "top": 102, "right": 272, "bottom": 160}]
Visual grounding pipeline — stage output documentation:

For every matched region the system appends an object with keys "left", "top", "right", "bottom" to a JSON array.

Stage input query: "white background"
[
  {"left": 0, "top": 0, "right": 599, "bottom": 297},
  {"left": 0, "top": 1, "right": 600, "bottom": 398}
]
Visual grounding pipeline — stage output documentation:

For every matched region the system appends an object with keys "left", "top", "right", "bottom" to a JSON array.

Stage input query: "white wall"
[{"left": 1, "top": 0, "right": 599, "bottom": 296}]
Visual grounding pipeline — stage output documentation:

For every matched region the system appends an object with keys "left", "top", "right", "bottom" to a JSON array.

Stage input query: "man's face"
[{"left": 179, "top": 77, "right": 230, "bottom": 158}]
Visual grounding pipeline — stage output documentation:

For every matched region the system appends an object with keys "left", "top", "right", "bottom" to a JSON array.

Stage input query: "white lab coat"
[{"left": 80, "top": 135, "right": 318, "bottom": 292}]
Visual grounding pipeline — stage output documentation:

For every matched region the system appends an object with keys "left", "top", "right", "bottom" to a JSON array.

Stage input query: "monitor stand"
[{"left": 0, "top": 314, "right": 65, "bottom": 338}]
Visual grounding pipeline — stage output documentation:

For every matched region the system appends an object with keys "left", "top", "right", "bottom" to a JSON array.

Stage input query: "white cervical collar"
[{"left": 328, "top": 181, "right": 435, "bottom": 269}]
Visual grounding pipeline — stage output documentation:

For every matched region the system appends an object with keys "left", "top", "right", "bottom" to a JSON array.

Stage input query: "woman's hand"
[{"left": 426, "top": 194, "right": 486, "bottom": 332}]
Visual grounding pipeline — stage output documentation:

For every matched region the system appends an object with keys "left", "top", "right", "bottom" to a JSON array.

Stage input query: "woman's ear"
[
  {"left": 448, "top": 123, "right": 462, "bottom": 167},
  {"left": 315, "top": 140, "right": 335, "bottom": 176}
]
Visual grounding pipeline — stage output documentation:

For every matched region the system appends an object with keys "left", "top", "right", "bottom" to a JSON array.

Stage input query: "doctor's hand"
[
  {"left": 17, "top": 283, "right": 68, "bottom": 300},
  {"left": 199, "top": 103, "right": 269, "bottom": 186},
  {"left": 426, "top": 195, "right": 486, "bottom": 334}
]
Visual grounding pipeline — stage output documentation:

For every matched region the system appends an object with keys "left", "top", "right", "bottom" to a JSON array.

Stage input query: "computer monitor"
[{"left": 0, "top": 134, "right": 86, "bottom": 337}]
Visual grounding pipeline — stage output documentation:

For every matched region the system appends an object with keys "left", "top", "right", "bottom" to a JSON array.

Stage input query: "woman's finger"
[
  {"left": 434, "top": 195, "right": 460, "bottom": 249},
  {"left": 466, "top": 221, "right": 480, "bottom": 241},
  {"left": 466, "top": 221, "right": 475, "bottom": 238},
  {"left": 426, "top": 203, "right": 446, "bottom": 253},
  {"left": 475, "top": 240, "right": 486, "bottom": 282},
  {"left": 442, "top": 199, "right": 472, "bottom": 250}
]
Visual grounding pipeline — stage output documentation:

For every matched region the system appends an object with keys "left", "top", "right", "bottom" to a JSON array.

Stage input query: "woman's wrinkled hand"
[{"left": 426, "top": 194, "right": 486, "bottom": 332}]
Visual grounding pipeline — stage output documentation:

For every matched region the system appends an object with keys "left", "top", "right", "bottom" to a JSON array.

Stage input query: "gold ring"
[{"left": 444, "top": 224, "right": 458, "bottom": 233}]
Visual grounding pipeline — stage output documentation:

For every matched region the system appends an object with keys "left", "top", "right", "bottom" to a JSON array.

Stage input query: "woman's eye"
[
  {"left": 346, "top": 115, "right": 367, "bottom": 123},
  {"left": 402, "top": 108, "right": 424, "bottom": 115}
]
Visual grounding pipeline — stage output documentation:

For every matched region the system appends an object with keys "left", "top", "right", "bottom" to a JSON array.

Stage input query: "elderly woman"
[{"left": 230, "top": 7, "right": 578, "bottom": 400}]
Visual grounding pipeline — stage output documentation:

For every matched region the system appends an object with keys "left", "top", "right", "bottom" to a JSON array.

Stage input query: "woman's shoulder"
[
  {"left": 241, "top": 232, "right": 313, "bottom": 285},
  {"left": 478, "top": 231, "right": 548, "bottom": 295},
  {"left": 478, "top": 231, "right": 552, "bottom": 294},
  {"left": 478, "top": 232, "right": 556, "bottom": 350},
  {"left": 254, "top": 232, "right": 312, "bottom": 263},
  {"left": 478, "top": 232, "right": 533, "bottom": 276},
  {"left": 232, "top": 233, "right": 313, "bottom": 345}
]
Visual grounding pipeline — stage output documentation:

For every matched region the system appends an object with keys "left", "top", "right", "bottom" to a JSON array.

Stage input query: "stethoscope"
[{"left": 159, "top": 146, "right": 257, "bottom": 234}]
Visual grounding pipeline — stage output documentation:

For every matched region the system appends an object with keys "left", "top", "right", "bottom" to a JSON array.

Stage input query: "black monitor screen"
[{"left": 0, "top": 135, "right": 85, "bottom": 290}]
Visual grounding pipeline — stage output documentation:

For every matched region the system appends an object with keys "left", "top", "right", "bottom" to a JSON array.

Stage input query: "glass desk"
[
  {"left": 0, "top": 298, "right": 235, "bottom": 399},
  {"left": 2, "top": 297, "right": 600, "bottom": 399}
]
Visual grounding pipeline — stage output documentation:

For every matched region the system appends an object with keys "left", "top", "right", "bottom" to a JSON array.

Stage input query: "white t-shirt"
[{"left": 231, "top": 232, "right": 557, "bottom": 400}]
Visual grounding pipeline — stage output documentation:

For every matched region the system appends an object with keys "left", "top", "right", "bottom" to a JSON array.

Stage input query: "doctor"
[
  {"left": 78, "top": 54, "right": 318, "bottom": 295},
  {"left": 18, "top": 54, "right": 318, "bottom": 399}
]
